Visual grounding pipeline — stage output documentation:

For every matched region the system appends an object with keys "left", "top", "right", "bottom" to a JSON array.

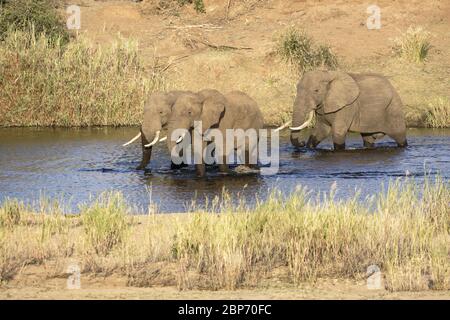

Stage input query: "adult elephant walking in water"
[
  {"left": 122, "top": 90, "right": 191, "bottom": 169},
  {"left": 277, "top": 70, "right": 407, "bottom": 150},
  {"left": 166, "top": 89, "right": 264, "bottom": 177}
]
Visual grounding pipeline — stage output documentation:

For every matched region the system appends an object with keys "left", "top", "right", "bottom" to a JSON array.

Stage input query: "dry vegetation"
[
  {"left": 0, "top": 0, "right": 449, "bottom": 128},
  {"left": 1, "top": 177, "right": 449, "bottom": 292},
  {"left": 392, "top": 26, "right": 432, "bottom": 64},
  {"left": 0, "top": 27, "right": 164, "bottom": 126}
]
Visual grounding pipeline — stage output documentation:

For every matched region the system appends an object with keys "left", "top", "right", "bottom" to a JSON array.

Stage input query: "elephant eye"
[{"left": 314, "top": 89, "right": 320, "bottom": 93}]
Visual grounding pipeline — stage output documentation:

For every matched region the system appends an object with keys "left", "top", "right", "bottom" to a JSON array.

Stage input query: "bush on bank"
[
  {"left": 0, "top": 0, "right": 69, "bottom": 44},
  {"left": 0, "top": 27, "right": 163, "bottom": 127}
]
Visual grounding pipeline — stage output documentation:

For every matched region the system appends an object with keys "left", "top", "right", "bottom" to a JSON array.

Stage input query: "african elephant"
[
  {"left": 277, "top": 70, "right": 407, "bottom": 150},
  {"left": 122, "top": 90, "right": 191, "bottom": 170},
  {"left": 167, "top": 89, "right": 264, "bottom": 177}
]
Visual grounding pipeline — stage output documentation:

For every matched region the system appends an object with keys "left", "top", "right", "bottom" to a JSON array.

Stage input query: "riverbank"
[
  {"left": 1, "top": 177, "right": 449, "bottom": 298},
  {"left": 0, "top": 0, "right": 449, "bottom": 128}
]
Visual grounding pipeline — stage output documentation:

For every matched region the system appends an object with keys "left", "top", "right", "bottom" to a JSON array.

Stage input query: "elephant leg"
[
  {"left": 244, "top": 149, "right": 259, "bottom": 169},
  {"left": 307, "top": 121, "right": 331, "bottom": 148},
  {"left": 171, "top": 161, "right": 184, "bottom": 170},
  {"left": 218, "top": 164, "right": 230, "bottom": 173},
  {"left": 361, "top": 133, "right": 376, "bottom": 148},
  {"left": 170, "top": 148, "right": 188, "bottom": 169},
  {"left": 216, "top": 139, "right": 231, "bottom": 174},
  {"left": 331, "top": 128, "right": 347, "bottom": 150},
  {"left": 386, "top": 93, "right": 407, "bottom": 147},
  {"left": 388, "top": 131, "right": 408, "bottom": 147},
  {"left": 195, "top": 163, "right": 206, "bottom": 177},
  {"left": 331, "top": 107, "right": 355, "bottom": 150},
  {"left": 290, "top": 131, "right": 306, "bottom": 148},
  {"left": 194, "top": 139, "right": 207, "bottom": 177}
]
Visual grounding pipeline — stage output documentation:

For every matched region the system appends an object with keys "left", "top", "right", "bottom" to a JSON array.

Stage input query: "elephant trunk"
[
  {"left": 290, "top": 93, "right": 315, "bottom": 148},
  {"left": 167, "top": 118, "right": 191, "bottom": 162},
  {"left": 135, "top": 117, "right": 163, "bottom": 169}
]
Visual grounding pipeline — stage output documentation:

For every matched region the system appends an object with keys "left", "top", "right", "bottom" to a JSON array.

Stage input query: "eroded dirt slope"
[{"left": 69, "top": 0, "right": 450, "bottom": 126}]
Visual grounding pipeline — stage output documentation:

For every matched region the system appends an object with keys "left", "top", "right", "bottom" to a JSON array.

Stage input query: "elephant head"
[
  {"left": 281, "top": 70, "right": 360, "bottom": 147},
  {"left": 166, "top": 90, "right": 226, "bottom": 165},
  {"left": 122, "top": 90, "right": 187, "bottom": 169}
]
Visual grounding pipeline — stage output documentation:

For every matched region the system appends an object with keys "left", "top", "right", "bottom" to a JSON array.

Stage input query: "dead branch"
[
  {"left": 198, "top": 40, "right": 252, "bottom": 51},
  {"left": 166, "top": 24, "right": 223, "bottom": 30}
]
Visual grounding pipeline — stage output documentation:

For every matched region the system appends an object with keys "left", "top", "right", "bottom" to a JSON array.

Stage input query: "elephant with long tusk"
[
  {"left": 277, "top": 70, "right": 407, "bottom": 150},
  {"left": 166, "top": 89, "right": 264, "bottom": 177},
  {"left": 122, "top": 90, "right": 192, "bottom": 170}
]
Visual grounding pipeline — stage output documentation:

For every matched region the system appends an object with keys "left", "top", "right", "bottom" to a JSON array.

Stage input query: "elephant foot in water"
[
  {"left": 171, "top": 162, "right": 188, "bottom": 170},
  {"left": 333, "top": 143, "right": 346, "bottom": 151},
  {"left": 363, "top": 140, "right": 375, "bottom": 149},
  {"left": 306, "top": 135, "right": 320, "bottom": 149},
  {"left": 217, "top": 164, "right": 233, "bottom": 175}
]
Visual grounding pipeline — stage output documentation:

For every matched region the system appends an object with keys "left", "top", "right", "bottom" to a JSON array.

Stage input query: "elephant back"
[{"left": 224, "top": 91, "right": 264, "bottom": 130}]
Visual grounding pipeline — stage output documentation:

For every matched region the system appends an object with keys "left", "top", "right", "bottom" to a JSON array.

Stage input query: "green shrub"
[
  {"left": 193, "top": 0, "right": 206, "bottom": 13},
  {"left": 177, "top": 0, "right": 205, "bottom": 13},
  {"left": 81, "top": 192, "right": 129, "bottom": 256},
  {"left": 392, "top": 26, "right": 432, "bottom": 63},
  {"left": 0, "top": 0, "right": 69, "bottom": 44},
  {"left": 276, "top": 27, "right": 338, "bottom": 73}
]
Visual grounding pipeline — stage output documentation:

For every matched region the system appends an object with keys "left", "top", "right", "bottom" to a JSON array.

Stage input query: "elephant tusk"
[
  {"left": 122, "top": 132, "right": 141, "bottom": 146},
  {"left": 144, "top": 131, "right": 160, "bottom": 148},
  {"left": 274, "top": 121, "right": 292, "bottom": 132},
  {"left": 289, "top": 111, "right": 314, "bottom": 131},
  {"left": 159, "top": 136, "right": 167, "bottom": 142},
  {"left": 176, "top": 132, "right": 186, "bottom": 144}
]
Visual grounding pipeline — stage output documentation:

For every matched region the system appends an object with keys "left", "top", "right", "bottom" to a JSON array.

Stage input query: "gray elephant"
[
  {"left": 276, "top": 70, "right": 407, "bottom": 150},
  {"left": 167, "top": 89, "right": 264, "bottom": 177},
  {"left": 122, "top": 90, "right": 191, "bottom": 170}
]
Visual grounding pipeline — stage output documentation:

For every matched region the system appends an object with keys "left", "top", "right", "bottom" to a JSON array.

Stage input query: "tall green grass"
[{"left": 0, "top": 27, "right": 164, "bottom": 127}]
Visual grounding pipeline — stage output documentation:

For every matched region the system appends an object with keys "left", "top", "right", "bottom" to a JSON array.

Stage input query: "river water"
[{"left": 0, "top": 127, "right": 448, "bottom": 213}]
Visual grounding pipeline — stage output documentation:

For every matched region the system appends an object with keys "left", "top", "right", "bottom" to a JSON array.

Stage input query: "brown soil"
[
  {"left": 71, "top": 0, "right": 450, "bottom": 125},
  {"left": 2, "top": 264, "right": 449, "bottom": 299}
]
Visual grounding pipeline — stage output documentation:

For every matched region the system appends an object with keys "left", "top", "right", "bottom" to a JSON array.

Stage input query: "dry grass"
[
  {"left": 392, "top": 26, "right": 432, "bottom": 64},
  {"left": 276, "top": 27, "right": 338, "bottom": 74},
  {"left": 0, "top": 177, "right": 449, "bottom": 291},
  {"left": 0, "top": 27, "right": 164, "bottom": 127},
  {"left": 424, "top": 96, "right": 450, "bottom": 128},
  {"left": 81, "top": 192, "right": 130, "bottom": 256},
  {"left": 404, "top": 96, "right": 450, "bottom": 129}
]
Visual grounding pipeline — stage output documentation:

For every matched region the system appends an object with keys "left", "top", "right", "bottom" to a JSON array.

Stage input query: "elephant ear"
[
  {"left": 323, "top": 72, "right": 360, "bottom": 114},
  {"left": 200, "top": 96, "right": 226, "bottom": 133}
]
